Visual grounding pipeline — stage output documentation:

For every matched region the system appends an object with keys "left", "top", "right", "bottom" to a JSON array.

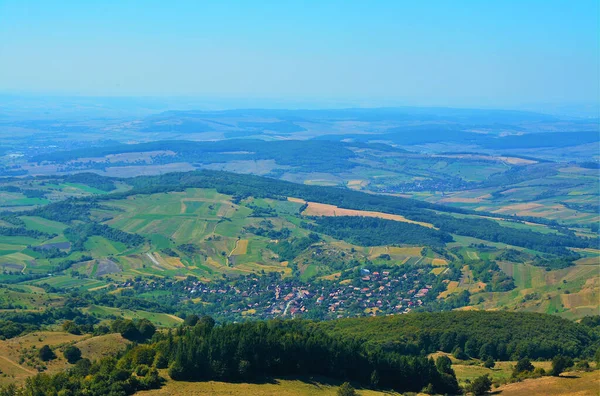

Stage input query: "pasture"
[{"left": 138, "top": 375, "right": 398, "bottom": 396}]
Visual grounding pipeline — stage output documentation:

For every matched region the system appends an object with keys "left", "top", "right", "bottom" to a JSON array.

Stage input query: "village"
[{"left": 117, "top": 264, "right": 442, "bottom": 321}]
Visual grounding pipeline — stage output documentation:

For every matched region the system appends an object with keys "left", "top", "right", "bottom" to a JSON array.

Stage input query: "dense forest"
[
  {"left": 304, "top": 216, "right": 453, "bottom": 247},
  {"left": 317, "top": 311, "right": 599, "bottom": 360},
  {"left": 1, "top": 311, "right": 598, "bottom": 395},
  {"left": 31, "top": 140, "right": 362, "bottom": 173}
]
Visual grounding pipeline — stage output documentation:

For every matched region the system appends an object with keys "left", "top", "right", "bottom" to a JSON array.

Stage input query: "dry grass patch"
[
  {"left": 289, "top": 198, "right": 435, "bottom": 228},
  {"left": 494, "top": 370, "right": 599, "bottom": 396},
  {"left": 139, "top": 376, "right": 397, "bottom": 396},
  {"left": 75, "top": 333, "right": 131, "bottom": 361}
]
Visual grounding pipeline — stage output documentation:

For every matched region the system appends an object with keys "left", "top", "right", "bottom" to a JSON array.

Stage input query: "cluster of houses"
[{"left": 117, "top": 266, "right": 437, "bottom": 319}]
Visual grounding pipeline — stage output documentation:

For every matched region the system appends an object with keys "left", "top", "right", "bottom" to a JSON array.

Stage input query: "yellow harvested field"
[
  {"left": 431, "top": 267, "right": 446, "bottom": 275},
  {"left": 231, "top": 239, "right": 249, "bottom": 255},
  {"left": 320, "top": 272, "right": 342, "bottom": 280},
  {"left": 150, "top": 252, "right": 180, "bottom": 270},
  {"left": 165, "top": 257, "right": 185, "bottom": 268},
  {"left": 287, "top": 197, "right": 306, "bottom": 204},
  {"left": 438, "top": 281, "right": 460, "bottom": 298},
  {"left": 495, "top": 203, "right": 543, "bottom": 212},
  {"left": 206, "top": 257, "right": 226, "bottom": 270},
  {"left": 431, "top": 258, "right": 448, "bottom": 266},
  {"left": 389, "top": 246, "right": 423, "bottom": 255},
  {"left": 288, "top": 198, "right": 435, "bottom": 228}
]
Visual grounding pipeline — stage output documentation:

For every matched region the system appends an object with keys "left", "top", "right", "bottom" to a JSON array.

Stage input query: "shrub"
[
  {"left": 550, "top": 355, "right": 574, "bottom": 376},
  {"left": 435, "top": 355, "right": 454, "bottom": 375},
  {"left": 468, "top": 374, "right": 492, "bottom": 395},
  {"left": 337, "top": 382, "right": 357, "bottom": 396},
  {"left": 63, "top": 345, "right": 82, "bottom": 364},
  {"left": 483, "top": 357, "right": 495, "bottom": 369},
  {"left": 452, "top": 347, "right": 468, "bottom": 360},
  {"left": 39, "top": 345, "right": 56, "bottom": 362},
  {"left": 513, "top": 358, "right": 534, "bottom": 376}
]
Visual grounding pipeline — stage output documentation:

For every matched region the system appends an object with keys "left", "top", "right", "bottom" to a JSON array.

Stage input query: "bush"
[
  {"left": 468, "top": 374, "right": 492, "bottom": 395},
  {"left": 435, "top": 355, "right": 454, "bottom": 375},
  {"left": 63, "top": 345, "right": 82, "bottom": 364},
  {"left": 138, "top": 319, "right": 156, "bottom": 340},
  {"left": 135, "top": 364, "right": 150, "bottom": 376},
  {"left": 154, "top": 353, "right": 168, "bottom": 369},
  {"left": 337, "top": 382, "right": 358, "bottom": 396},
  {"left": 39, "top": 345, "right": 56, "bottom": 362},
  {"left": 513, "top": 358, "right": 534, "bottom": 376},
  {"left": 183, "top": 314, "right": 200, "bottom": 326},
  {"left": 483, "top": 357, "right": 495, "bottom": 369},
  {"left": 550, "top": 355, "right": 574, "bottom": 376},
  {"left": 575, "top": 360, "right": 590, "bottom": 371},
  {"left": 62, "top": 320, "right": 81, "bottom": 335},
  {"left": 452, "top": 347, "right": 468, "bottom": 360}
]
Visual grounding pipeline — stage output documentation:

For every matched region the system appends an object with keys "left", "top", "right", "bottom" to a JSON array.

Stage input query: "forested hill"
[
  {"left": 80, "top": 170, "right": 596, "bottom": 256},
  {"left": 317, "top": 311, "right": 598, "bottom": 360},
  {"left": 6, "top": 311, "right": 599, "bottom": 396},
  {"left": 30, "top": 139, "right": 395, "bottom": 173}
]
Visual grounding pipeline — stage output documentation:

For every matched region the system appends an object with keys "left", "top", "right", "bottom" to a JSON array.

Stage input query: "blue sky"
[{"left": 0, "top": 0, "right": 598, "bottom": 109}]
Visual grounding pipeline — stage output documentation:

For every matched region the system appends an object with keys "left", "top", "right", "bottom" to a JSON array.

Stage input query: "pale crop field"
[{"left": 289, "top": 197, "right": 435, "bottom": 228}]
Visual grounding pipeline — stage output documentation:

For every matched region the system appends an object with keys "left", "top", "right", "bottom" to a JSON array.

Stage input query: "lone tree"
[
  {"left": 469, "top": 374, "right": 492, "bottom": 395},
  {"left": 513, "top": 358, "right": 534, "bottom": 376},
  {"left": 39, "top": 345, "right": 56, "bottom": 362},
  {"left": 337, "top": 382, "right": 358, "bottom": 396},
  {"left": 483, "top": 357, "right": 495, "bottom": 369},
  {"left": 550, "top": 355, "right": 574, "bottom": 376},
  {"left": 63, "top": 345, "right": 82, "bottom": 364}
]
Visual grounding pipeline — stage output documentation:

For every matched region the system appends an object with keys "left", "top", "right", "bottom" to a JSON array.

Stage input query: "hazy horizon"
[{"left": 1, "top": 1, "right": 599, "bottom": 113}]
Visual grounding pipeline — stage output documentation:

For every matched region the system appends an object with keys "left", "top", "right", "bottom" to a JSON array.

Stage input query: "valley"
[{"left": 0, "top": 108, "right": 597, "bottom": 395}]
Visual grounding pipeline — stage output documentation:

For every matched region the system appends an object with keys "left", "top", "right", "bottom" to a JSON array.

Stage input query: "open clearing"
[
  {"left": 495, "top": 370, "right": 599, "bottom": 396},
  {"left": 139, "top": 375, "right": 397, "bottom": 395},
  {"left": 289, "top": 198, "right": 435, "bottom": 228}
]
